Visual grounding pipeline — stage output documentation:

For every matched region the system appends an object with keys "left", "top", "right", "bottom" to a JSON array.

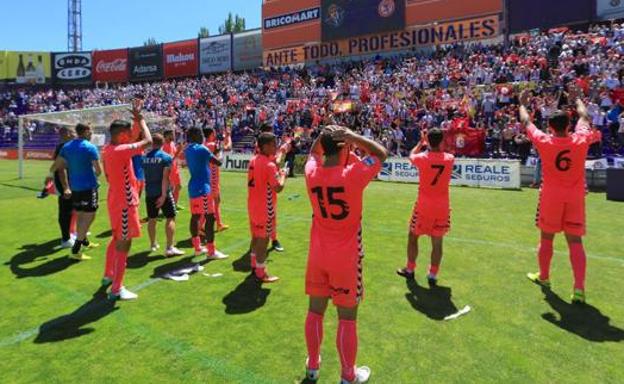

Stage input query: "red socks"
[
  {"left": 70, "top": 212, "right": 77, "bottom": 235},
  {"left": 215, "top": 202, "right": 222, "bottom": 227},
  {"left": 111, "top": 250, "right": 129, "bottom": 294},
  {"left": 305, "top": 312, "right": 324, "bottom": 370},
  {"left": 569, "top": 243, "right": 586, "bottom": 290},
  {"left": 207, "top": 242, "right": 215, "bottom": 256},
  {"left": 406, "top": 260, "right": 416, "bottom": 272},
  {"left": 255, "top": 263, "right": 266, "bottom": 278},
  {"left": 538, "top": 238, "right": 554, "bottom": 281},
  {"left": 104, "top": 240, "right": 115, "bottom": 279},
  {"left": 192, "top": 237, "right": 202, "bottom": 252},
  {"left": 429, "top": 264, "right": 440, "bottom": 276},
  {"left": 337, "top": 319, "right": 358, "bottom": 382},
  {"left": 250, "top": 252, "right": 257, "bottom": 269}
]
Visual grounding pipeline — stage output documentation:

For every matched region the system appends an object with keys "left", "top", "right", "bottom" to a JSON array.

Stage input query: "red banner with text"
[
  {"left": 92, "top": 49, "right": 129, "bottom": 83},
  {"left": 164, "top": 40, "right": 199, "bottom": 79}
]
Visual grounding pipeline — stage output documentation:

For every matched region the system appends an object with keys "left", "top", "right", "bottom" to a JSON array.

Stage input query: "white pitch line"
[{"left": 0, "top": 238, "right": 251, "bottom": 348}]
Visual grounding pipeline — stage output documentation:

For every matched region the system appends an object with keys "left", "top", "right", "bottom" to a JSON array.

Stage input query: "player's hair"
[
  {"left": 427, "top": 128, "right": 444, "bottom": 148},
  {"left": 320, "top": 128, "right": 342, "bottom": 156},
  {"left": 75, "top": 123, "right": 91, "bottom": 136},
  {"left": 187, "top": 127, "right": 204, "bottom": 143},
  {"left": 109, "top": 120, "right": 131, "bottom": 136},
  {"left": 203, "top": 127, "right": 215, "bottom": 140},
  {"left": 152, "top": 133, "right": 164, "bottom": 148},
  {"left": 163, "top": 129, "right": 174, "bottom": 138},
  {"left": 259, "top": 123, "right": 273, "bottom": 133},
  {"left": 257, "top": 132, "right": 276, "bottom": 149},
  {"left": 548, "top": 111, "right": 570, "bottom": 133},
  {"left": 59, "top": 126, "right": 75, "bottom": 136}
]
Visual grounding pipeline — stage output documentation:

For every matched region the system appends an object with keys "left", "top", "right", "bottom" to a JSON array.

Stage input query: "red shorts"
[
  {"left": 305, "top": 230, "right": 364, "bottom": 308},
  {"left": 536, "top": 194, "right": 585, "bottom": 236},
  {"left": 169, "top": 168, "right": 182, "bottom": 186},
  {"left": 108, "top": 205, "right": 141, "bottom": 240},
  {"left": 249, "top": 215, "right": 274, "bottom": 239},
  {"left": 190, "top": 194, "right": 215, "bottom": 216},
  {"left": 409, "top": 209, "right": 451, "bottom": 237}
]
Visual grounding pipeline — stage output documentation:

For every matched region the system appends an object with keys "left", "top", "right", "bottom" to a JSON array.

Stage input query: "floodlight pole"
[{"left": 18, "top": 118, "right": 24, "bottom": 179}]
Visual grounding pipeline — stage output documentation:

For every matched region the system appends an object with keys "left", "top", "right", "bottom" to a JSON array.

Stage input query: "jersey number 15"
[{"left": 311, "top": 186, "right": 349, "bottom": 220}]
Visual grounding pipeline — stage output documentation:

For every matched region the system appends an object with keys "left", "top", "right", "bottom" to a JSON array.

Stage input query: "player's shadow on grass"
[
  {"left": 232, "top": 250, "right": 252, "bottom": 272},
  {"left": 127, "top": 251, "right": 166, "bottom": 269},
  {"left": 96, "top": 230, "right": 112, "bottom": 239},
  {"left": 222, "top": 274, "right": 271, "bottom": 315},
  {"left": 404, "top": 280, "right": 458, "bottom": 321},
  {"left": 540, "top": 286, "right": 624, "bottom": 343},
  {"left": 0, "top": 182, "right": 40, "bottom": 192},
  {"left": 34, "top": 286, "right": 118, "bottom": 343},
  {"left": 5, "top": 240, "right": 79, "bottom": 278},
  {"left": 231, "top": 250, "right": 274, "bottom": 273}
]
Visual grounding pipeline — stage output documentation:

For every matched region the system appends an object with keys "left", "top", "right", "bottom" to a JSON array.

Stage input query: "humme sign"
[{"left": 264, "top": 7, "right": 320, "bottom": 30}]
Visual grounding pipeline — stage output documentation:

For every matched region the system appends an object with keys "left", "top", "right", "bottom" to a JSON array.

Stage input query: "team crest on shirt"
[
  {"left": 378, "top": 0, "right": 396, "bottom": 18},
  {"left": 363, "top": 156, "right": 377, "bottom": 167}
]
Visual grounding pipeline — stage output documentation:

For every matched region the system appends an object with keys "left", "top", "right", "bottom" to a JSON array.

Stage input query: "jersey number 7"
[
  {"left": 311, "top": 186, "right": 349, "bottom": 220},
  {"left": 431, "top": 165, "right": 445, "bottom": 186}
]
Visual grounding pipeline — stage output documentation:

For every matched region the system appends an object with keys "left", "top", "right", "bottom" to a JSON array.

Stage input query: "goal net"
[{"left": 17, "top": 104, "right": 174, "bottom": 178}]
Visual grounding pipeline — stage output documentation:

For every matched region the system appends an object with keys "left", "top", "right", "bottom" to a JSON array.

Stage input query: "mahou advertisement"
[
  {"left": 92, "top": 49, "right": 128, "bottom": 82},
  {"left": 163, "top": 39, "right": 199, "bottom": 79},
  {"left": 128, "top": 45, "right": 163, "bottom": 82}
]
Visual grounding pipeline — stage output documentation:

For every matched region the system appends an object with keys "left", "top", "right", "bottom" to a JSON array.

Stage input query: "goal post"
[{"left": 17, "top": 104, "right": 174, "bottom": 179}]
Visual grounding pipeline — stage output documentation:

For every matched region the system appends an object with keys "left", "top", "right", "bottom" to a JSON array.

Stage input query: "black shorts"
[
  {"left": 146, "top": 193, "right": 176, "bottom": 219},
  {"left": 72, "top": 189, "right": 99, "bottom": 212}
]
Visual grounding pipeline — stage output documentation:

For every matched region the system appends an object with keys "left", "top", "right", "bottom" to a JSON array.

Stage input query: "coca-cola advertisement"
[
  {"left": 52, "top": 52, "right": 92, "bottom": 85},
  {"left": 128, "top": 45, "right": 163, "bottom": 82},
  {"left": 92, "top": 49, "right": 128, "bottom": 83},
  {"left": 164, "top": 39, "right": 199, "bottom": 79}
]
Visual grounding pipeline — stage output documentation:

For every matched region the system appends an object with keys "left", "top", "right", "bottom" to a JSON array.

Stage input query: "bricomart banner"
[
  {"left": 264, "top": 15, "right": 499, "bottom": 67},
  {"left": 233, "top": 30, "right": 263, "bottom": 71},
  {"left": 5, "top": 51, "right": 51, "bottom": 84},
  {"left": 199, "top": 35, "right": 232, "bottom": 74}
]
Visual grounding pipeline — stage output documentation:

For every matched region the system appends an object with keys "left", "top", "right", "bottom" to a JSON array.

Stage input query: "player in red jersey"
[
  {"left": 303, "top": 126, "right": 387, "bottom": 384},
  {"left": 203, "top": 127, "right": 232, "bottom": 232},
  {"left": 520, "top": 91, "right": 602, "bottom": 304},
  {"left": 257, "top": 123, "right": 288, "bottom": 252},
  {"left": 101, "top": 100, "right": 153, "bottom": 301},
  {"left": 396, "top": 128, "right": 455, "bottom": 286},
  {"left": 247, "top": 132, "right": 289, "bottom": 283},
  {"left": 162, "top": 129, "right": 183, "bottom": 210}
]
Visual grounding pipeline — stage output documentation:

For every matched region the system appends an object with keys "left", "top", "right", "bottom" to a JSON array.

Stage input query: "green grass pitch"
[{"left": 0, "top": 160, "right": 623, "bottom": 383}]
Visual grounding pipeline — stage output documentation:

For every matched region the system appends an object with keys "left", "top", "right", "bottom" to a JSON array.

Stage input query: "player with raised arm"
[
  {"left": 303, "top": 126, "right": 388, "bottom": 384},
  {"left": 396, "top": 128, "right": 455, "bottom": 286},
  {"left": 142, "top": 133, "right": 184, "bottom": 257},
  {"left": 162, "top": 129, "right": 183, "bottom": 210},
  {"left": 519, "top": 90, "right": 602, "bottom": 304},
  {"left": 247, "top": 132, "right": 289, "bottom": 283},
  {"left": 185, "top": 128, "right": 228, "bottom": 260},
  {"left": 54, "top": 123, "right": 102, "bottom": 261},
  {"left": 101, "top": 100, "right": 153, "bottom": 300}
]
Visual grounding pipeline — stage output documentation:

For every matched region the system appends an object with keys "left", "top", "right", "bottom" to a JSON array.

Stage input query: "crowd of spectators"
[{"left": 1, "top": 23, "right": 624, "bottom": 160}]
